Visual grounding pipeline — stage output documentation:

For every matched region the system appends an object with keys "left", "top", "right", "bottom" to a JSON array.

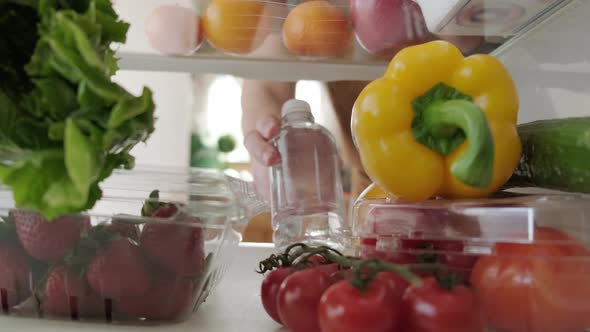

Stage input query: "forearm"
[{"left": 241, "top": 80, "right": 295, "bottom": 134}]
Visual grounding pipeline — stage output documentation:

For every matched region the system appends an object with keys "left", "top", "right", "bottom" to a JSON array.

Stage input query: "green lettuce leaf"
[{"left": 0, "top": 0, "right": 155, "bottom": 220}]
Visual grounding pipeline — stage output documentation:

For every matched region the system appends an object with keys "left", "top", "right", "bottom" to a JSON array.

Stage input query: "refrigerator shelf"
[
  {"left": 117, "top": 50, "right": 387, "bottom": 81},
  {"left": 113, "top": 0, "right": 573, "bottom": 81}
]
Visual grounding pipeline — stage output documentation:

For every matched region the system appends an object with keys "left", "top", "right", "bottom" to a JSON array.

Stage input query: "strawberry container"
[
  {"left": 0, "top": 166, "right": 267, "bottom": 324},
  {"left": 352, "top": 192, "right": 590, "bottom": 332}
]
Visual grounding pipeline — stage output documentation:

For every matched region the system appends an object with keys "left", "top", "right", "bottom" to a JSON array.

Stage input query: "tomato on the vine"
[
  {"left": 316, "top": 263, "right": 339, "bottom": 276},
  {"left": 260, "top": 267, "right": 292, "bottom": 324},
  {"left": 471, "top": 226, "right": 590, "bottom": 332},
  {"left": 402, "top": 276, "right": 485, "bottom": 332},
  {"left": 398, "top": 239, "right": 479, "bottom": 280},
  {"left": 276, "top": 266, "right": 333, "bottom": 332},
  {"left": 259, "top": 252, "right": 339, "bottom": 326},
  {"left": 318, "top": 278, "right": 401, "bottom": 332},
  {"left": 306, "top": 255, "right": 327, "bottom": 266},
  {"left": 328, "top": 268, "right": 354, "bottom": 285},
  {"left": 374, "top": 271, "right": 410, "bottom": 300}
]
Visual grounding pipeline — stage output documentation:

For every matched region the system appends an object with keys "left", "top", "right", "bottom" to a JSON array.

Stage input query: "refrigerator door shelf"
[
  {"left": 415, "top": 0, "right": 568, "bottom": 37},
  {"left": 113, "top": 0, "right": 571, "bottom": 81}
]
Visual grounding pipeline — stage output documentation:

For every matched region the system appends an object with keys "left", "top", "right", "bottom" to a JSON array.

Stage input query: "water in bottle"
[{"left": 270, "top": 99, "right": 350, "bottom": 251}]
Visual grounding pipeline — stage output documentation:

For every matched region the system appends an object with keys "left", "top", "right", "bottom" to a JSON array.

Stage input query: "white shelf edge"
[{"left": 117, "top": 52, "right": 388, "bottom": 82}]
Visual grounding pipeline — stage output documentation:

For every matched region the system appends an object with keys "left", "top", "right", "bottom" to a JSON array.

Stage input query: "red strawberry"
[
  {"left": 104, "top": 216, "right": 140, "bottom": 242},
  {"left": 42, "top": 266, "right": 104, "bottom": 318},
  {"left": 150, "top": 203, "right": 178, "bottom": 219},
  {"left": 86, "top": 238, "right": 151, "bottom": 299},
  {"left": 9, "top": 210, "right": 90, "bottom": 262},
  {"left": 117, "top": 272, "right": 193, "bottom": 321},
  {"left": 0, "top": 242, "right": 30, "bottom": 310},
  {"left": 140, "top": 204, "right": 205, "bottom": 277}
]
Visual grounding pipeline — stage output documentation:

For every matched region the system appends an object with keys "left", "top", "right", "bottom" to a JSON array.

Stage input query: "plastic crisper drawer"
[{"left": 352, "top": 193, "right": 590, "bottom": 332}]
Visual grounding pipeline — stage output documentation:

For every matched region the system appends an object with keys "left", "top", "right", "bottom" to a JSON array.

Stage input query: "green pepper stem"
[{"left": 424, "top": 99, "right": 494, "bottom": 188}]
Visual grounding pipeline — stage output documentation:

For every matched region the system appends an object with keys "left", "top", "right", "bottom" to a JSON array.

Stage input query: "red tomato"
[
  {"left": 402, "top": 277, "right": 485, "bottom": 332},
  {"left": 374, "top": 272, "right": 410, "bottom": 331},
  {"left": 441, "top": 252, "right": 479, "bottom": 282},
  {"left": 276, "top": 267, "right": 332, "bottom": 332},
  {"left": 318, "top": 279, "right": 400, "bottom": 332},
  {"left": 316, "top": 263, "right": 339, "bottom": 276},
  {"left": 374, "top": 271, "right": 410, "bottom": 300},
  {"left": 328, "top": 269, "right": 354, "bottom": 285},
  {"left": 471, "top": 226, "right": 590, "bottom": 332},
  {"left": 294, "top": 254, "right": 327, "bottom": 267},
  {"left": 306, "top": 255, "right": 326, "bottom": 265},
  {"left": 294, "top": 255, "right": 339, "bottom": 275},
  {"left": 434, "top": 240, "right": 479, "bottom": 282},
  {"left": 397, "top": 239, "right": 480, "bottom": 280},
  {"left": 260, "top": 267, "right": 291, "bottom": 324}
]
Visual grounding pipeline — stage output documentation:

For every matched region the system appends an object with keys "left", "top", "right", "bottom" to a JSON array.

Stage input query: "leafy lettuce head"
[{"left": 0, "top": 0, "right": 156, "bottom": 220}]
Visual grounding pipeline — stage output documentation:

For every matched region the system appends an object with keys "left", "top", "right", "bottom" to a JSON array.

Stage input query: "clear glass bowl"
[
  {"left": 352, "top": 192, "right": 590, "bottom": 332},
  {"left": 0, "top": 166, "right": 266, "bottom": 324}
]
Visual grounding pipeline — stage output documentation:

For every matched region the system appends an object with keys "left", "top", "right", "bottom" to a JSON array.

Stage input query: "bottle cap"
[{"left": 281, "top": 99, "right": 313, "bottom": 118}]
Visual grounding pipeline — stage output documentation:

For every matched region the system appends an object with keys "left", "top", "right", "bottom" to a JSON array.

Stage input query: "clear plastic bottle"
[{"left": 270, "top": 99, "right": 350, "bottom": 251}]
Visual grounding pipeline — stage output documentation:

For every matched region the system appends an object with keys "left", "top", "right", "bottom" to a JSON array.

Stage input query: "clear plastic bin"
[
  {"left": 0, "top": 166, "right": 266, "bottom": 324},
  {"left": 352, "top": 192, "right": 590, "bottom": 332},
  {"left": 136, "top": 0, "right": 532, "bottom": 61}
]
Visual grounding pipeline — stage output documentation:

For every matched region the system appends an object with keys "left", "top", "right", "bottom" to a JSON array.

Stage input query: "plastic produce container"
[
  {"left": 352, "top": 192, "right": 590, "bottom": 332},
  {"left": 0, "top": 166, "right": 266, "bottom": 324},
  {"left": 139, "top": 0, "right": 519, "bottom": 61}
]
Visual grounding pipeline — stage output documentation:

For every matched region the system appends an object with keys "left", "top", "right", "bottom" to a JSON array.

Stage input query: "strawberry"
[
  {"left": 86, "top": 238, "right": 151, "bottom": 299},
  {"left": 0, "top": 242, "right": 30, "bottom": 310},
  {"left": 140, "top": 203, "right": 205, "bottom": 277},
  {"left": 117, "top": 272, "right": 193, "bottom": 321},
  {"left": 104, "top": 215, "right": 140, "bottom": 242},
  {"left": 41, "top": 266, "right": 104, "bottom": 318},
  {"left": 9, "top": 210, "right": 90, "bottom": 262}
]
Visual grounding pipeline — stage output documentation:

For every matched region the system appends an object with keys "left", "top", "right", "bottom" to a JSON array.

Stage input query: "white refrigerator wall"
[
  {"left": 113, "top": 0, "right": 194, "bottom": 167},
  {"left": 498, "top": 0, "right": 590, "bottom": 123},
  {"left": 113, "top": 71, "right": 193, "bottom": 167}
]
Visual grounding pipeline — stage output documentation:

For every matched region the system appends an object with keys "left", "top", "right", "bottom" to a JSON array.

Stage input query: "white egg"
[{"left": 145, "top": 5, "right": 204, "bottom": 56}]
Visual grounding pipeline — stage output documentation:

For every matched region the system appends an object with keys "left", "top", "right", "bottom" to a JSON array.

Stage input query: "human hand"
[{"left": 244, "top": 114, "right": 282, "bottom": 202}]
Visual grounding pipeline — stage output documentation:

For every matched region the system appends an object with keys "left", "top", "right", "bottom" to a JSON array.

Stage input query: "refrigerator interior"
[
  {"left": 0, "top": 0, "right": 588, "bottom": 327},
  {"left": 111, "top": 0, "right": 589, "bottom": 169}
]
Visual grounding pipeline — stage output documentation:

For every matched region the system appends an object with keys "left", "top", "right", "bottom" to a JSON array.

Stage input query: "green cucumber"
[{"left": 506, "top": 117, "right": 590, "bottom": 193}]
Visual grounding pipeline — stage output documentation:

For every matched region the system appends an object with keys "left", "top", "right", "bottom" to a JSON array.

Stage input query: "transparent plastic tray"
[
  {"left": 352, "top": 192, "right": 590, "bottom": 332},
  {"left": 119, "top": 0, "right": 563, "bottom": 62},
  {"left": 0, "top": 166, "right": 268, "bottom": 324}
]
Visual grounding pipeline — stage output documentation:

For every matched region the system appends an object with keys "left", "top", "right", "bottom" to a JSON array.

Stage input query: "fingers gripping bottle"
[{"left": 270, "top": 99, "right": 350, "bottom": 251}]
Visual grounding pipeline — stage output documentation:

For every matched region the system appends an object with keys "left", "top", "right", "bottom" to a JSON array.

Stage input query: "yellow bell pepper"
[
  {"left": 356, "top": 182, "right": 390, "bottom": 202},
  {"left": 351, "top": 40, "right": 522, "bottom": 201}
]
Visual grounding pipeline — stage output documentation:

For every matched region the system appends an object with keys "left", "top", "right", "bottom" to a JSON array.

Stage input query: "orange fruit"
[
  {"left": 203, "top": 0, "right": 267, "bottom": 54},
  {"left": 283, "top": 0, "right": 352, "bottom": 57}
]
